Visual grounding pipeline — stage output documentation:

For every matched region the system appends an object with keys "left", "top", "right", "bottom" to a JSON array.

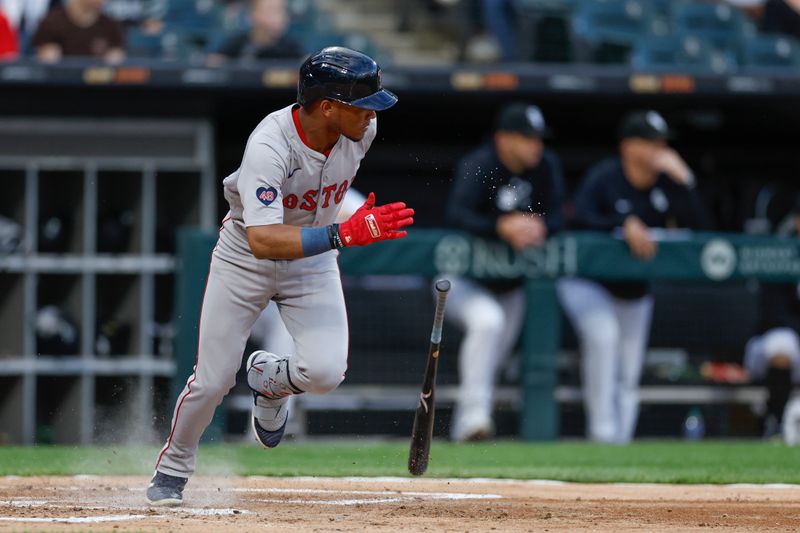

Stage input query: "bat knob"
[{"left": 434, "top": 279, "right": 451, "bottom": 293}]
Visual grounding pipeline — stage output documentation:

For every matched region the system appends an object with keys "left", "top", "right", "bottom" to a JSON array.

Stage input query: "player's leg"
[
  {"left": 244, "top": 252, "right": 348, "bottom": 448},
  {"left": 484, "top": 286, "right": 527, "bottom": 429},
  {"left": 153, "top": 256, "right": 270, "bottom": 486},
  {"left": 761, "top": 328, "right": 800, "bottom": 436},
  {"left": 247, "top": 303, "right": 298, "bottom": 440},
  {"left": 275, "top": 252, "right": 349, "bottom": 393},
  {"left": 613, "top": 294, "right": 654, "bottom": 443},
  {"left": 496, "top": 288, "right": 526, "bottom": 365},
  {"left": 445, "top": 277, "right": 512, "bottom": 441},
  {"left": 557, "top": 278, "right": 620, "bottom": 443},
  {"left": 252, "top": 300, "right": 296, "bottom": 356}
]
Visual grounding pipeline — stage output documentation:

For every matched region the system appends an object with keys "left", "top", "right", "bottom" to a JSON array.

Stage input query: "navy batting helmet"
[{"left": 297, "top": 47, "right": 397, "bottom": 111}]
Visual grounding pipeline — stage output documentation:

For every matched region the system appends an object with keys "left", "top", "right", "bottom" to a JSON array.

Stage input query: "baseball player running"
[{"left": 146, "top": 47, "right": 413, "bottom": 506}]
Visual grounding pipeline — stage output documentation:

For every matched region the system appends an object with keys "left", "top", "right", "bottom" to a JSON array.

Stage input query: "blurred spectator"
[
  {"left": 744, "top": 194, "right": 800, "bottom": 440},
  {"left": 481, "top": 0, "right": 518, "bottom": 62},
  {"left": 443, "top": 102, "right": 565, "bottom": 442},
  {"left": 32, "top": 0, "right": 125, "bottom": 63},
  {"left": 557, "top": 111, "right": 711, "bottom": 444},
  {"left": 763, "top": 0, "right": 800, "bottom": 38},
  {"left": 104, "top": 0, "right": 165, "bottom": 33},
  {"left": 219, "top": 0, "right": 250, "bottom": 32},
  {"left": 0, "top": 6, "right": 19, "bottom": 59},
  {"left": 206, "top": 0, "right": 302, "bottom": 67},
  {"left": 1, "top": 0, "right": 52, "bottom": 47}
]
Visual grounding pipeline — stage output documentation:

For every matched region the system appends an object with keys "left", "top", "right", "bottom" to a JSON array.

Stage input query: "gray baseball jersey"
[
  {"left": 155, "top": 104, "right": 377, "bottom": 478},
  {"left": 222, "top": 104, "right": 376, "bottom": 237}
]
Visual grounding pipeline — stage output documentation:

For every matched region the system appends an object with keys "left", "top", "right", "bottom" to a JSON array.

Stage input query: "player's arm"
[
  {"left": 246, "top": 193, "right": 414, "bottom": 260},
  {"left": 660, "top": 175, "right": 713, "bottom": 231},
  {"left": 654, "top": 148, "right": 713, "bottom": 230},
  {"left": 104, "top": 19, "right": 126, "bottom": 64},
  {"left": 571, "top": 168, "right": 626, "bottom": 230},
  {"left": 246, "top": 224, "right": 303, "bottom": 259},
  {"left": 105, "top": 48, "right": 125, "bottom": 64},
  {"left": 445, "top": 157, "right": 501, "bottom": 237},
  {"left": 31, "top": 16, "right": 62, "bottom": 63},
  {"left": 501, "top": 153, "right": 568, "bottom": 251}
]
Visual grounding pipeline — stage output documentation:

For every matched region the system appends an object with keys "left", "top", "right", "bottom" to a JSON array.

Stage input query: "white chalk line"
[
  {"left": 46, "top": 484, "right": 503, "bottom": 501},
  {"left": 0, "top": 497, "right": 250, "bottom": 524},
  {"left": 0, "top": 500, "right": 49, "bottom": 506},
  {"left": 136, "top": 487, "right": 502, "bottom": 500},
  {"left": 0, "top": 486, "right": 501, "bottom": 519},
  {"left": 0, "top": 515, "right": 148, "bottom": 524},
  {"left": 236, "top": 488, "right": 501, "bottom": 505},
  {"left": 260, "top": 498, "right": 405, "bottom": 506},
  {"left": 0, "top": 501, "right": 249, "bottom": 516}
]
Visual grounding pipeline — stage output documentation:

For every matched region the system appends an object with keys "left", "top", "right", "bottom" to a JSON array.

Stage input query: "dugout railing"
[{"left": 174, "top": 228, "right": 799, "bottom": 441}]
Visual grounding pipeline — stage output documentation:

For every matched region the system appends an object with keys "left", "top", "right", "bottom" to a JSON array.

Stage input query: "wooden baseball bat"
[{"left": 408, "top": 279, "right": 451, "bottom": 476}]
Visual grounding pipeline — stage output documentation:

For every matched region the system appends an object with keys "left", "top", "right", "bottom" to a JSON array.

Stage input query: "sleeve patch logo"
[{"left": 256, "top": 186, "right": 278, "bottom": 207}]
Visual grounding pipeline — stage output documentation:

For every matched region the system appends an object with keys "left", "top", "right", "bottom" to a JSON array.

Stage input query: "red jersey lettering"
[
  {"left": 283, "top": 194, "right": 298, "bottom": 209},
  {"left": 300, "top": 190, "right": 318, "bottom": 211},
  {"left": 321, "top": 184, "right": 338, "bottom": 208},
  {"left": 334, "top": 180, "right": 350, "bottom": 204}
]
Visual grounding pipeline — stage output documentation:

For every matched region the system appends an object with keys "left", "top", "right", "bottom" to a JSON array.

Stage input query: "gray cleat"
[
  {"left": 146, "top": 471, "right": 187, "bottom": 507},
  {"left": 247, "top": 350, "right": 291, "bottom": 448}
]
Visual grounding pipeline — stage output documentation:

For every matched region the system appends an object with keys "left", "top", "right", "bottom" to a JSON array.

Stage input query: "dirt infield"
[{"left": 0, "top": 476, "right": 799, "bottom": 532}]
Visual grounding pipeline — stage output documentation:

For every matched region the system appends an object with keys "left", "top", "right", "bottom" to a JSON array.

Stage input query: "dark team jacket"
[
  {"left": 570, "top": 156, "right": 712, "bottom": 299},
  {"left": 446, "top": 142, "right": 566, "bottom": 292}
]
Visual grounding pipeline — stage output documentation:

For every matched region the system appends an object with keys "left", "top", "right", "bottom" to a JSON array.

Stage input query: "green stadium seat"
[
  {"left": 740, "top": 35, "right": 800, "bottom": 70},
  {"left": 126, "top": 28, "right": 164, "bottom": 59},
  {"left": 514, "top": 0, "right": 580, "bottom": 13},
  {"left": 571, "top": 0, "right": 666, "bottom": 64},
  {"left": 164, "top": 0, "right": 223, "bottom": 33},
  {"left": 513, "top": 0, "right": 580, "bottom": 62},
  {"left": 630, "top": 34, "right": 735, "bottom": 73},
  {"left": 296, "top": 30, "right": 388, "bottom": 65},
  {"left": 672, "top": 2, "right": 757, "bottom": 52}
]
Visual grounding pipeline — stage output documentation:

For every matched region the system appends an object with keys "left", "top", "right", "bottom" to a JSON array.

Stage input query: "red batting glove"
[{"left": 336, "top": 192, "right": 414, "bottom": 247}]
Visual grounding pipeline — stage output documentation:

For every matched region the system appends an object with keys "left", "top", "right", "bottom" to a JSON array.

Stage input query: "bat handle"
[{"left": 431, "top": 279, "right": 451, "bottom": 344}]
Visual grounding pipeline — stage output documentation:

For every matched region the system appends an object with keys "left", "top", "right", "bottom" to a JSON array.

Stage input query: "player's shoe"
[
  {"left": 247, "top": 350, "right": 290, "bottom": 449},
  {"left": 451, "top": 410, "right": 495, "bottom": 443},
  {"left": 146, "top": 471, "right": 187, "bottom": 507}
]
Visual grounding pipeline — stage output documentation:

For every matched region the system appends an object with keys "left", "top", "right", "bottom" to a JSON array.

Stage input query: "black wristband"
[{"left": 328, "top": 223, "right": 344, "bottom": 249}]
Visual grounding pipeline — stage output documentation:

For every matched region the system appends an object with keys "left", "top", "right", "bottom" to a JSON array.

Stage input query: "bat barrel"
[{"left": 431, "top": 279, "right": 451, "bottom": 344}]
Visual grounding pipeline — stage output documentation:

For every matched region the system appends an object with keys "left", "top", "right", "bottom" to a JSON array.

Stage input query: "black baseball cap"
[
  {"left": 619, "top": 110, "right": 671, "bottom": 141},
  {"left": 495, "top": 103, "right": 549, "bottom": 138}
]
